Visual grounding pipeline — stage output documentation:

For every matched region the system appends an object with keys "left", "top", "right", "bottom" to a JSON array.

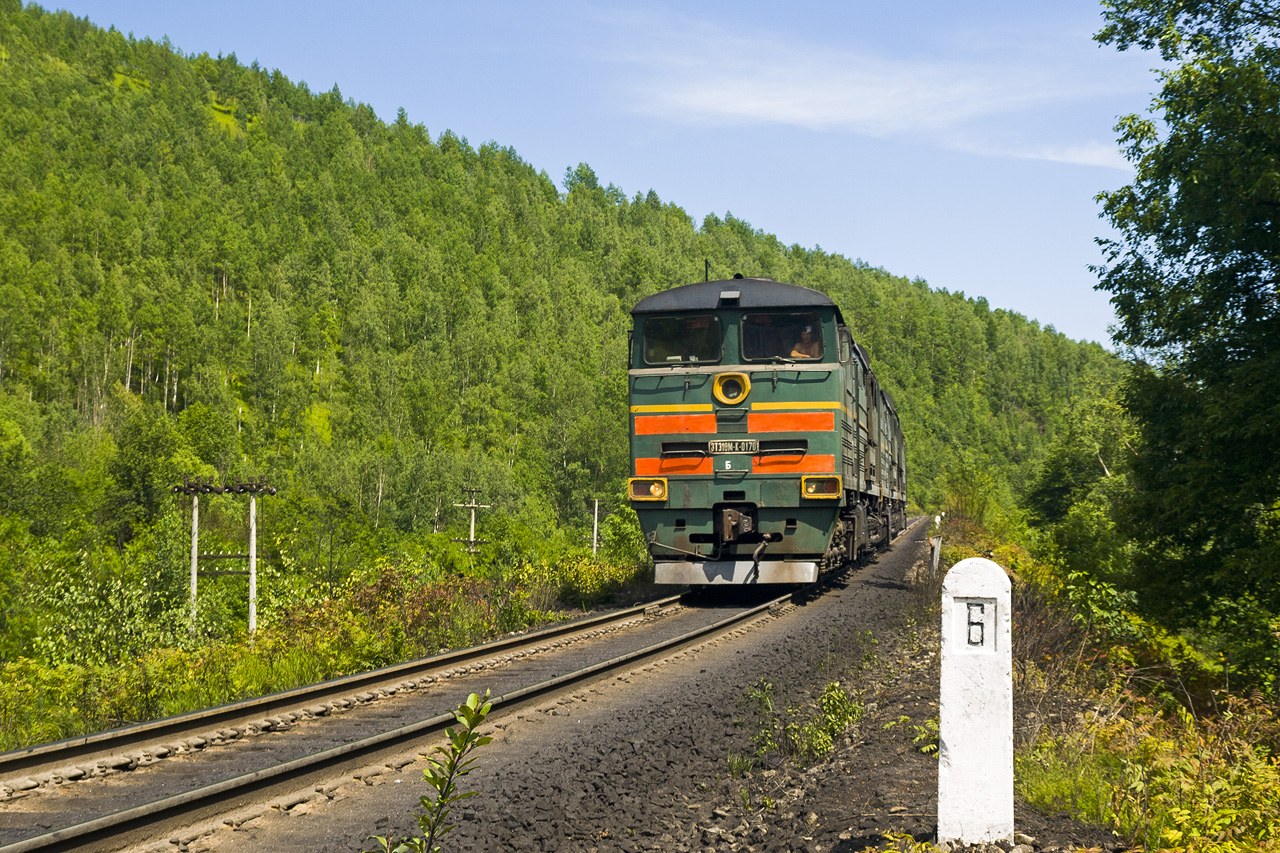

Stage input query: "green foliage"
[
  {"left": 598, "top": 506, "right": 648, "bottom": 567},
  {"left": 817, "top": 681, "right": 864, "bottom": 735},
  {"left": 784, "top": 681, "right": 865, "bottom": 759},
  {"left": 726, "top": 750, "right": 755, "bottom": 777},
  {"left": 1096, "top": 0, "right": 1280, "bottom": 361},
  {"left": 1016, "top": 731, "right": 1125, "bottom": 833},
  {"left": 1025, "top": 393, "right": 1134, "bottom": 527},
  {"left": 744, "top": 678, "right": 778, "bottom": 754},
  {"left": 882, "top": 714, "right": 939, "bottom": 756},
  {"left": 1092, "top": 0, "right": 1280, "bottom": 693},
  {"left": 107, "top": 396, "right": 182, "bottom": 545},
  {"left": 1026, "top": 383, "right": 1279, "bottom": 696},
  {"left": 0, "top": 3, "right": 1113, "bottom": 578},
  {"left": 368, "top": 690, "right": 493, "bottom": 853},
  {"left": 747, "top": 679, "right": 864, "bottom": 762},
  {"left": 1020, "top": 695, "right": 1280, "bottom": 853},
  {"left": 911, "top": 717, "right": 939, "bottom": 755},
  {"left": 0, "top": 417, "right": 31, "bottom": 515},
  {"left": 1063, "top": 571, "right": 1140, "bottom": 639},
  {"left": 939, "top": 446, "right": 1025, "bottom": 541}
]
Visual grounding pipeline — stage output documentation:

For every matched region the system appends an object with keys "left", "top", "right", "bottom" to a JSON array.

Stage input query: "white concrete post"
[
  {"left": 190, "top": 494, "right": 199, "bottom": 633},
  {"left": 938, "top": 557, "right": 1013, "bottom": 845},
  {"left": 249, "top": 493, "right": 257, "bottom": 634},
  {"left": 592, "top": 498, "right": 599, "bottom": 556}
]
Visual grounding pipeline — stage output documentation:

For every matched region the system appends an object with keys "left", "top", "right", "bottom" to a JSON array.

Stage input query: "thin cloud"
[
  {"left": 1022, "top": 142, "right": 1131, "bottom": 170},
  {"left": 626, "top": 54, "right": 1089, "bottom": 136},
  {"left": 602, "top": 12, "right": 1143, "bottom": 169},
  {"left": 945, "top": 135, "right": 1134, "bottom": 170}
]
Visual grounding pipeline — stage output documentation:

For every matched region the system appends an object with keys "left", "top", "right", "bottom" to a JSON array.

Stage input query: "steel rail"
[
  {"left": 2, "top": 592, "right": 790, "bottom": 853},
  {"left": 0, "top": 595, "right": 683, "bottom": 779}
]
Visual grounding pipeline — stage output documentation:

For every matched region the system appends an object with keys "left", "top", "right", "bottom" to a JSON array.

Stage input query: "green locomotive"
[{"left": 628, "top": 277, "right": 907, "bottom": 584}]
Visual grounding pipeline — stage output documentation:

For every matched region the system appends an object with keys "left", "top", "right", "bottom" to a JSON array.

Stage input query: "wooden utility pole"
[
  {"left": 174, "top": 477, "right": 276, "bottom": 633},
  {"left": 190, "top": 491, "right": 199, "bottom": 633},
  {"left": 452, "top": 487, "right": 490, "bottom": 552}
]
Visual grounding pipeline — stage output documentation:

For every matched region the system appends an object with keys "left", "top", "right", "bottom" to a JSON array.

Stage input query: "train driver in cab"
[{"left": 790, "top": 325, "right": 821, "bottom": 359}]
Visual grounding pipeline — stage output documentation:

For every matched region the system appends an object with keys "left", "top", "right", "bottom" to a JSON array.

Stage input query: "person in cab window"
[{"left": 791, "top": 325, "right": 821, "bottom": 359}]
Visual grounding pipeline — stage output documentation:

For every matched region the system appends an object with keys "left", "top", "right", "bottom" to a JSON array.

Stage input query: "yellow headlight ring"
[
  {"left": 628, "top": 477, "right": 669, "bottom": 501},
  {"left": 713, "top": 372, "right": 751, "bottom": 406},
  {"left": 801, "top": 475, "right": 843, "bottom": 499}
]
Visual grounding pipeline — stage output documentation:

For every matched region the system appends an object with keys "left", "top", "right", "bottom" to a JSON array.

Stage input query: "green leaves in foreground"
[
  {"left": 367, "top": 690, "right": 494, "bottom": 853},
  {"left": 1089, "top": 0, "right": 1280, "bottom": 688}
]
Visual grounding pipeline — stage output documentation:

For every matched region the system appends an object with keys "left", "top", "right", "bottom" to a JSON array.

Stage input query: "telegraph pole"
[
  {"left": 249, "top": 490, "right": 257, "bottom": 632},
  {"left": 584, "top": 497, "right": 600, "bottom": 555},
  {"left": 452, "top": 487, "right": 490, "bottom": 553},
  {"left": 173, "top": 476, "right": 276, "bottom": 633},
  {"left": 190, "top": 488, "right": 199, "bottom": 632}
]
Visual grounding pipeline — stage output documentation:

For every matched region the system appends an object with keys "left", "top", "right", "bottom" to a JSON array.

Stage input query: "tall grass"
[
  {"left": 0, "top": 555, "right": 648, "bottom": 752},
  {"left": 1018, "top": 693, "right": 1280, "bottom": 851}
]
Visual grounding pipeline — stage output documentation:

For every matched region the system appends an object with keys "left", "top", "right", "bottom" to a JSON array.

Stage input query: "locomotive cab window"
[
  {"left": 741, "top": 312, "right": 824, "bottom": 361},
  {"left": 642, "top": 315, "right": 722, "bottom": 364}
]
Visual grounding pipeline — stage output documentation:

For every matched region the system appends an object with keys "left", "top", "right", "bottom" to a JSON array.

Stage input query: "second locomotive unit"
[{"left": 627, "top": 277, "right": 907, "bottom": 585}]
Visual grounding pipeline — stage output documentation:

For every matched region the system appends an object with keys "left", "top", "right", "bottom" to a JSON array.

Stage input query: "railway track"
[
  {"left": 0, "top": 594, "right": 691, "bottom": 783},
  {"left": 0, "top": 587, "right": 802, "bottom": 852}
]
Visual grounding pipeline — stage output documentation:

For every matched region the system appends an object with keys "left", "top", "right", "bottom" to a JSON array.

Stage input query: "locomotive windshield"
[
  {"left": 642, "top": 315, "right": 722, "bottom": 364},
  {"left": 741, "top": 312, "right": 824, "bottom": 361}
]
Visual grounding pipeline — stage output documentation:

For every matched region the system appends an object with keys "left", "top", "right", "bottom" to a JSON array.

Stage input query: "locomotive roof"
[{"left": 632, "top": 278, "right": 843, "bottom": 320}]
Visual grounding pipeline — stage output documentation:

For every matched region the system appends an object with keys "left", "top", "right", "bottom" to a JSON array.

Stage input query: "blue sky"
[{"left": 60, "top": 1, "right": 1161, "bottom": 345}]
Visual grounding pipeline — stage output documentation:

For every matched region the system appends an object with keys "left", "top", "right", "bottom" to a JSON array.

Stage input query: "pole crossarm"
[{"left": 172, "top": 476, "right": 277, "bottom": 496}]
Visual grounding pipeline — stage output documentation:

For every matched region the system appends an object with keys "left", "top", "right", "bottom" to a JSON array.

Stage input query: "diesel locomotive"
[{"left": 627, "top": 277, "right": 907, "bottom": 585}]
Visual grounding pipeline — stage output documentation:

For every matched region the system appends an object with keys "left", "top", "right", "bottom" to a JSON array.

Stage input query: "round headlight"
[
  {"left": 713, "top": 372, "right": 751, "bottom": 405},
  {"left": 650, "top": 482, "right": 664, "bottom": 497}
]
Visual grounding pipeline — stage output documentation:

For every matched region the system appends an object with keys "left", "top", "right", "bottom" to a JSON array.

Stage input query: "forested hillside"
[{"left": 0, "top": 2, "right": 1116, "bottom": 666}]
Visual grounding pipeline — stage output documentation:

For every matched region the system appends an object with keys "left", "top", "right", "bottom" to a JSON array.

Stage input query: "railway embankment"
[{"left": 172, "top": 520, "right": 1116, "bottom": 853}]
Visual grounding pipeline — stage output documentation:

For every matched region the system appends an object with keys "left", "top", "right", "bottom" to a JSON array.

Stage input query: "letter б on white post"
[{"left": 937, "top": 557, "right": 1013, "bottom": 845}]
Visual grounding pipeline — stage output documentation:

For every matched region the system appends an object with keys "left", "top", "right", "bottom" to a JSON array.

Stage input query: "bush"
[{"left": 1021, "top": 694, "right": 1280, "bottom": 852}]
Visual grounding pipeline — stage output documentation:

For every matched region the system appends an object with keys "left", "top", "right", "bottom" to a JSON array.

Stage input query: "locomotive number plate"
[{"left": 709, "top": 439, "right": 758, "bottom": 454}]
